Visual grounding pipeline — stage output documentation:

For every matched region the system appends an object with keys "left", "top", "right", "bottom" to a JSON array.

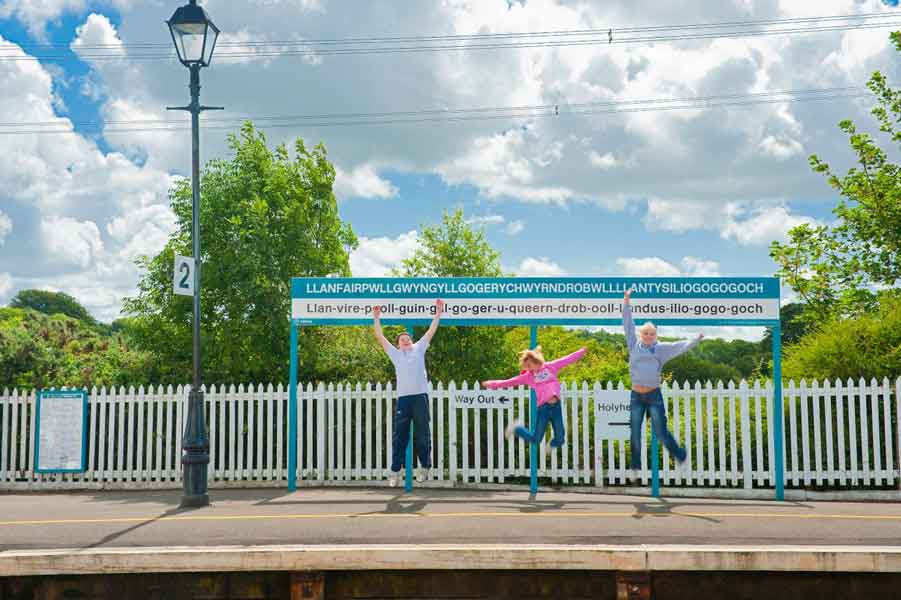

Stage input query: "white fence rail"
[{"left": 1, "top": 378, "right": 900, "bottom": 492}]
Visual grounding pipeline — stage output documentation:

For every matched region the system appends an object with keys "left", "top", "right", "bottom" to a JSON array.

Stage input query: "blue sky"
[{"left": 0, "top": 0, "right": 899, "bottom": 340}]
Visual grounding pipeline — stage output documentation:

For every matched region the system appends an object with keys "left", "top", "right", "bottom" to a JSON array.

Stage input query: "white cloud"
[
  {"left": 758, "top": 134, "right": 803, "bottom": 159},
  {"left": 517, "top": 257, "right": 566, "bottom": 276},
  {"left": 468, "top": 214, "right": 526, "bottom": 236},
  {"left": 350, "top": 231, "right": 420, "bottom": 277},
  {"left": 616, "top": 256, "right": 721, "bottom": 277},
  {"left": 0, "top": 35, "right": 176, "bottom": 321},
  {"left": 646, "top": 198, "right": 821, "bottom": 247},
  {"left": 334, "top": 164, "right": 398, "bottom": 200},
  {"left": 721, "top": 204, "right": 820, "bottom": 246},
  {"left": 678, "top": 256, "right": 721, "bottom": 277},
  {"left": 40, "top": 217, "right": 104, "bottom": 270},
  {"left": 505, "top": 220, "right": 525, "bottom": 235},
  {"left": 644, "top": 198, "right": 713, "bottom": 233},
  {"left": 0, "top": 0, "right": 87, "bottom": 39},
  {"left": 616, "top": 257, "right": 681, "bottom": 277},
  {"left": 0, "top": 1, "right": 134, "bottom": 38},
  {"left": 70, "top": 12, "right": 125, "bottom": 62},
  {"left": 0, "top": 273, "right": 12, "bottom": 299},
  {"left": 0, "top": 212, "right": 11, "bottom": 246},
  {"left": 106, "top": 204, "right": 178, "bottom": 259},
  {"left": 589, "top": 151, "right": 618, "bottom": 170},
  {"left": 467, "top": 214, "right": 506, "bottom": 226},
  {"left": 438, "top": 128, "right": 574, "bottom": 204}
]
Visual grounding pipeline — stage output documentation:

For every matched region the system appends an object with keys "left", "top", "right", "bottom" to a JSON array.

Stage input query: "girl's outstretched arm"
[
  {"left": 482, "top": 372, "right": 531, "bottom": 389},
  {"left": 546, "top": 347, "right": 588, "bottom": 371}
]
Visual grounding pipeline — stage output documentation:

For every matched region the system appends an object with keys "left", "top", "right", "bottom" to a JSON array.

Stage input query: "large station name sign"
[{"left": 291, "top": 277, "right": 779, "bottom": 326}]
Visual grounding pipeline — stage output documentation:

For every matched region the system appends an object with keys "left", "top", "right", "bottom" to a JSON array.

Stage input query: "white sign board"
[
  {"left": 453, "top": 389, "right": 516, "bottom": 409},
  {"left": 595, "top": 390, "right": 631, "bottom": 440},
  {"left": 35, "top": 390, "right": 88, "bottom": 472},
  {"left": 174, "top": 255, "right": 195, "bottom": 297},
  {"left": 291, "top": 277, "right": 781, "bottom": 326}
]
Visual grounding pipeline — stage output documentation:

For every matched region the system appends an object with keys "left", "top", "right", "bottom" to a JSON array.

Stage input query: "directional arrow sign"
[
  {"left": 595, "top": 391, "right": 631, "bottom": 440},
  {"left": 452, "top": 390, "right": 518, "bottom": 409}
]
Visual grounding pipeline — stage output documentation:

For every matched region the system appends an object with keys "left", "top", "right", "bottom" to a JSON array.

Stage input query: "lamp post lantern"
[{"left": 167, "top": 0, "right": 222, "bottom": 508}]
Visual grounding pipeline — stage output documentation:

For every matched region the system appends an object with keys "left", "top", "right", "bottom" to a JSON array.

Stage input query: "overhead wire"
[
  {"left": 0, "top": 12, "right": 898, "bottom": 62},
  {"left": 0, "top": 87, "right": 872, "bottom": 136}
]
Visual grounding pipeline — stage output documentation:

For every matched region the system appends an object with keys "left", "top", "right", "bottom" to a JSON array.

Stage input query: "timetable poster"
[{"left": 35, "top": 390, "right": 88, "bottom": 473}]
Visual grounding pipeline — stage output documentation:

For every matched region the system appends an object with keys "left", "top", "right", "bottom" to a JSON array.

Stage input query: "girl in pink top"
[{"left": 483, "top": 346, "right": 587, "bottom": 455}]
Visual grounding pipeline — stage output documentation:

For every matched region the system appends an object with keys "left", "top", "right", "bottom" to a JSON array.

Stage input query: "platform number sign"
[{"left": 174, "top": 255, "right": 195, "bottom": 297}]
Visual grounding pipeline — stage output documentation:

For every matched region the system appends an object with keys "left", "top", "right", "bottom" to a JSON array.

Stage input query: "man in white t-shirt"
[{"left": 373, "top": 299, "right": 444, "bottom": 487}]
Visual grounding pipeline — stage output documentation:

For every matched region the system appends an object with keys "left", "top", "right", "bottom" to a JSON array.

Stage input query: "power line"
[
  {"left": 1, "top": 13, "right": 899, "bottom": 62},
  {"left": 8, "top": 11, "right": 899, "bottom": 51},
  {"left": 0, "top": 86, "right": 863, "bottom": 129},
  {"left": 0, "top": 87, "right": 871, "bottom": 136}
]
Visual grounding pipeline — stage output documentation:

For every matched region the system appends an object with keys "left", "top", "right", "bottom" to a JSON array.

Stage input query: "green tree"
[
  {"left": 664, "top": 354, "right": 742, "bottom": 385},
  {"left": 771, "top": 32, "right": 901, "bottom": 322},
  {"left": 782, "top": 294, "right": 901, "bottom": 381},
  {"left": 0, "top": 308, "right": 153, "bottom": 389},
  {"left": 10, "top": 289, "right": 96, "bottom": 325},
  {"left": 761, "top": 302, "right": 809, "bottom": 351},
  {"left": 392, "top": 209, "right": 508, "bottom": 383},
  {"left": 123, "top": 123, "right": 357, "bottom": 385},
  {"left": 309, "top": 326, "right": 393, "bottom": 384},
  {"left": 502, "top": 327, "right": 629, "bottom": 385}
]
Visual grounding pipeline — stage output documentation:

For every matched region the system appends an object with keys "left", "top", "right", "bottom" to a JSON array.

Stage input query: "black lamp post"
[{"left": 167, "top": 0, "right": 221, "bottom": 508}]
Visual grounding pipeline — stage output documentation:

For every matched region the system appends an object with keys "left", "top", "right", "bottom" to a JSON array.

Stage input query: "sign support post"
[
  {"left": 288, "top": 320, "right": 299, "bottom": 492},
  {"left": 529, "top": 325, "right": 539, "bottom": 500},
  {"left": 772, "top": 320, "right": 784, "bottom": 500}
]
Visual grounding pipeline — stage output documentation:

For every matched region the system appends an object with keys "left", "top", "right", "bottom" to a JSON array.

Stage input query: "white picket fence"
[{"left": 1, "top": 378, "right": 900, "bottom": 493}]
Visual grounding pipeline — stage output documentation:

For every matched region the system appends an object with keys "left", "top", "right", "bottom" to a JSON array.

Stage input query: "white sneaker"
[
  {"left": 388, "top": 472, "right": 400, "bottom": 487},
  {"left": 505, "top": 420, "right": 522, "bottom": 440},
  {"left": 416, "top": 467, "right": 429, "bottom": 483},
  {"left": 629, "top": 468, "right": 641, "bottom": 483}
]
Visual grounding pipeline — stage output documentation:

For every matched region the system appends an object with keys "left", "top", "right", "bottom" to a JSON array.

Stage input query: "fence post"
[
  {"left": 896, "top": 377, "right": 901, "bottom": 490},
  {"left": 740, "top": 380, "right": 752, "bottom": 490}
]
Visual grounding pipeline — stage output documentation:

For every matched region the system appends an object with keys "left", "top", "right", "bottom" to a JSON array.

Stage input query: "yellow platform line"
[{"left": 2, "top": 509, "right": 901, "bottom": 528}]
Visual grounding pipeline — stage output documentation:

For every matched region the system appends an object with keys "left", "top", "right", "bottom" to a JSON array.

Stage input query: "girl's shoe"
[
  {"left": 388, "top": 471, "right": 400, "bottom": 487},
  {"left": 505, "top": 420, "right": 523, "bottom": 440}
]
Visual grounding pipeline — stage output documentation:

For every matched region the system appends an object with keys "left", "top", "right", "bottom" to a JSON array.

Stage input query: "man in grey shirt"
[
  {"left": 373, "top": 299, "right": 444, "bottom": 487},
  {"left": 623, "top": 289, "right": 703, "bottom": 477}
]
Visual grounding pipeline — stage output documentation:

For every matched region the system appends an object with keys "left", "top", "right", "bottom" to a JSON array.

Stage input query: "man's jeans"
[
  {"left": 515, "top": 400, "right": 565, "bottom": 447},
  {"left": 391, "top": 393, "right": 432, "bottom": 472},
  {"left": 630, "top": 388, "right": 686, "bottom": 469}
]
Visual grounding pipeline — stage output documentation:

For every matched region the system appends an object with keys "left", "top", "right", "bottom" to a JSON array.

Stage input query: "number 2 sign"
[{"left": 174, "top": 255, "right": 195, "bottom": 297}]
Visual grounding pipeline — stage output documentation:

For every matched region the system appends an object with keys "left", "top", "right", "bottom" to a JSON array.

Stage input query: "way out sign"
[
  {"left": 174, "top": 255, "right": 195, "bottom": 297},
  {"left": 453, "top": 390, "right": 515, "bottom": 409},
  {"left": 595, "top": 390, "right": 631, "bottom": 440}
]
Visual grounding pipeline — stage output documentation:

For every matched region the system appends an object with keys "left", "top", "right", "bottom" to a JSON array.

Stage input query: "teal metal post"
[
  {"left": 529, "top": 325, "right": 538, "bottom": 499},
  {"left": 288, "top": 320, "right": 299, "bottom": 492},
  {"left": 772, "top": 321, "right": 785, "bottom": 500},
  {"left": 651, "top": 430, "right": 660, "bottom": 497},
  {"left": 405, "top": 325, "right": 414, "bottom": 493}
]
